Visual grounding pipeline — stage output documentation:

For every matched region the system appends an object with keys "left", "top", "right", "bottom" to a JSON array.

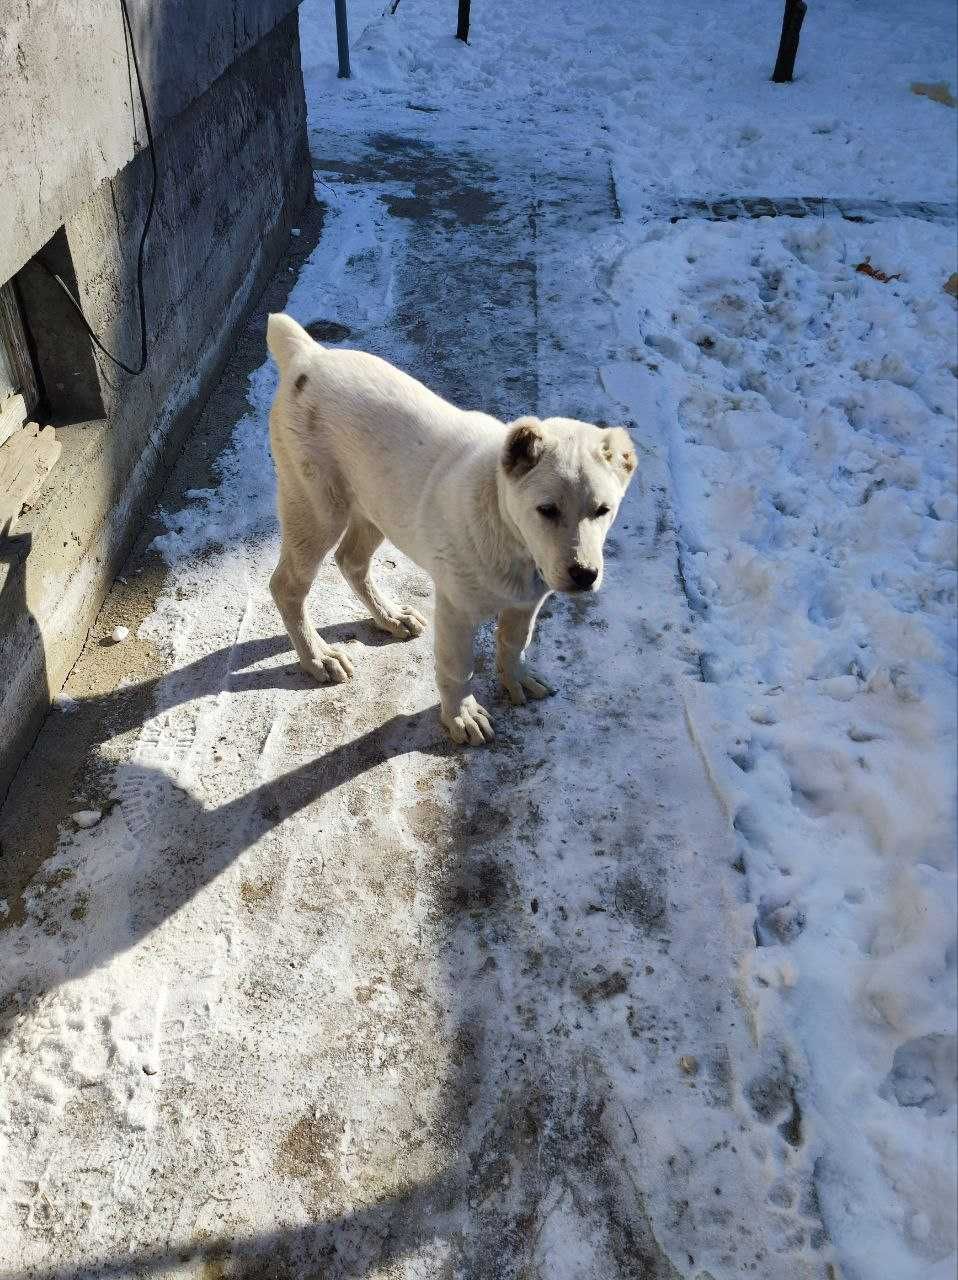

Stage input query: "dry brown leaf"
[
  {"left": 855, "top": 258, "right": 901, "bottom": 285},
  {"left": 910, "top": 81, "right": 956, "bottom": 108}
]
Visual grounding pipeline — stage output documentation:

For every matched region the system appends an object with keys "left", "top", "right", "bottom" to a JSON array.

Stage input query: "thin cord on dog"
[{"left": 37, "top": 0, "right": 158, "bottom": 377}]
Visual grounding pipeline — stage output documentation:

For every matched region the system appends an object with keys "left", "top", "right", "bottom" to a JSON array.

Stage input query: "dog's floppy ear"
[
  {"left": 600, "top": 427, "right": 637, "bottom": 487},
  {"left": 502, "top": 417, "right": 545, "bottom": 477}
]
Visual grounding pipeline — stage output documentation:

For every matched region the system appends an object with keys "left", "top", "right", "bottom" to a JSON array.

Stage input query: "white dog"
[{"left": 265, "top": 313, "right": 636, "bottom": 745}]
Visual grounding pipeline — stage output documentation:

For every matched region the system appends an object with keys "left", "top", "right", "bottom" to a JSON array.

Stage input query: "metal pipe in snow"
[
  {"left": 335, "top": 0, "right": 351, "bottom": 78},
  {"left": 772, "top": 0, "right": 807, "bottom": 82},
  {"left": 456, "top": 0, "right": 470, "bottom": 43}
]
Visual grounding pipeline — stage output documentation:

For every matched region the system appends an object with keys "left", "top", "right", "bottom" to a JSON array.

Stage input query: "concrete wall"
[
  {"left": 0, "top": 9, "right": 311, "bottom": 797},
  {"left": 0, "top": 0, "right": 302, "bottom": 284}
]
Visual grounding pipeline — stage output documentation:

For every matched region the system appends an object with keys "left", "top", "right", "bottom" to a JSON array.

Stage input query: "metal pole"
[
  {"left": 771, "top": 0, "right": 807, "bottom": 82},
  {"left": 456, "top": 0, "right": 470, "bottom": 42},
  {"left": 335, "top": 0, "right": 351, "bottom": 78}
]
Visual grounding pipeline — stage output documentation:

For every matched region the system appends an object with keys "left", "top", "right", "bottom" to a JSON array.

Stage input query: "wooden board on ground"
[
  {"left": 0, "top": 392, "right": 29, "bottom": 450},
  {"left": 0, "top": 422, "right": 61, "bottom": 534}
]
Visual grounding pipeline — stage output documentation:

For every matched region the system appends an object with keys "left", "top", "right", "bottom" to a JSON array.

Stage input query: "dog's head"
[{"left": 499, "top": 416, "right": 637, "bottom": 594}]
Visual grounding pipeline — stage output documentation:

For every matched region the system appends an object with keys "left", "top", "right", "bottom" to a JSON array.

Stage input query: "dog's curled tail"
[{"left": 266, "top": 313, "right": 316, "bottom": 375}]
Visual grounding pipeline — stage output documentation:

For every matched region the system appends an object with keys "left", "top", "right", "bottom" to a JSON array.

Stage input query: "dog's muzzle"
[{"left": 567, "top": 563, "right": 599, "bottom": 591}]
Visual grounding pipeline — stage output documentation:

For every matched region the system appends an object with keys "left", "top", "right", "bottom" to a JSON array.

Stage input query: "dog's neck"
[
  {"left": 483, "top": 464, "right": 544, "bottom": 603},
  {"left": 491, "top": 466, "right": 527, "bottom": 555}
]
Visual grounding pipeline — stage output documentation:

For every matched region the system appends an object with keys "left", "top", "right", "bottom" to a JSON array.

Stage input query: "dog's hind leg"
[
  {"left": 270, "top": 479, "right": 354, "bottom": 684},
  {"left": 334, "top": 513, "right": 427, "bottom": 640}
]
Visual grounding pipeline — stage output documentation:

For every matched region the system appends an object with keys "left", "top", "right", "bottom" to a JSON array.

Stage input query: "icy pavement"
[{"left": 1, "top": 3, "right": 955, "bottom": 1279}]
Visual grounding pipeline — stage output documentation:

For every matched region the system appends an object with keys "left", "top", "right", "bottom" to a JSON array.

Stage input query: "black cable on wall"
[{"left": 37, "top": 0, "right": 159, "bottom": 378}]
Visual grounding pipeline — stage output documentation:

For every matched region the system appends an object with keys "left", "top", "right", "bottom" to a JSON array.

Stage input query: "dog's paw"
[
  {"left": 303, "top": 646, "right": 355, "bottom": 684},
  {"left": 499, "top": 662, "right": 555, "bottom": 706},
  {"left": 441, "top": 696, "right": 495, "bottom": 746},
  {"left": 377, "top": 605, "right": 428, "bottom": 640}
]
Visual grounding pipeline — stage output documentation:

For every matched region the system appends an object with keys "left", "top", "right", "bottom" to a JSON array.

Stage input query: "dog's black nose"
[{"left": 568, "top": 563, "right": 598, "bottom": 590}]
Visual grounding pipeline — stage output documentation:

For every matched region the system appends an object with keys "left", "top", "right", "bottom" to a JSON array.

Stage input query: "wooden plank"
[
  {"left": 0, "top": 422, "right": 61, "bottom": 534},
  {"left": 0, "top": 325, "right": 16, "bottom": 399},
  {"left": 0, "top": 280, "right": 39, "bottom": 416},
  {"left": 0, "top": 391, "right": 28, "bottom": 449}
]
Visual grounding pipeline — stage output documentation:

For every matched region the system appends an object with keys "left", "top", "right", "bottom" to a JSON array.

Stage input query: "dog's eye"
[
  {"left": 594, "top": 504, "right": 611, "bottom": 518},
  {"left": 537, "top": 503, "right": 561, "bottom": 521}
]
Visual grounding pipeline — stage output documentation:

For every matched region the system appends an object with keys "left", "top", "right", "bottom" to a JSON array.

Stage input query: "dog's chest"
[{"left": 482, "top": 560, "right": 548, "bottom": 614}]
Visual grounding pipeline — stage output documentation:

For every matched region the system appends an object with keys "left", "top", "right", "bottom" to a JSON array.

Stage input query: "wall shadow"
[
  {"left": 0, "top": 628, "right": 676, "bottom": 1279},
  {"left": 0, "top": 1179, "right": 451, "bottom": 1280},
  {"left": 0, "top": 532, "right": 49, "bottom": 802},
  {"left": 0, "top": 636, "right": 470, "bottom": 1280},
  {"left": 0, "top": 631, "right": 453, "bottom": 1024}
]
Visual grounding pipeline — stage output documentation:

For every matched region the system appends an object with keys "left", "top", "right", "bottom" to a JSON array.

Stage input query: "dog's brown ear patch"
[
  {"left": 502, "top": 417, "right": 545, "bottom": 477},
  {"left": 600, "top": 427, "right": 637, "bottom": 484}
]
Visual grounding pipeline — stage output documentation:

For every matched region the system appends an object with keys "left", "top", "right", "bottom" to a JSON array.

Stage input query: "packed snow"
[
  {"left": 300, "top": 6, "right": 958, "bottom": 1271},
  {"left": 0, "top": 2, "right": 955, "bottom": 1278},
  {"left": 604, "top": 213, "right": 957, "bottom": 1279}
]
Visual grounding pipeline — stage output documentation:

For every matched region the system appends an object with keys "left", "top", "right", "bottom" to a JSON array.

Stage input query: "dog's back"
[
  {"left": 267, "top": 314, "right": 455, "bottom": 444},
  {"left": 266, "top": 313, "right": 500, "bottom": 572}
]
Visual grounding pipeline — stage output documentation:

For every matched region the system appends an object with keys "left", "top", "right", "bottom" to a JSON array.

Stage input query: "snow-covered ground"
[
  {"left": 605, "top": 213, "right": 958, "bottom": 1277},
  {"left": 0, "top": 3, "right": 955, "bottom": 1278},
  {"left": 313, "top": 0, "right": 958, "bottom": 209}
]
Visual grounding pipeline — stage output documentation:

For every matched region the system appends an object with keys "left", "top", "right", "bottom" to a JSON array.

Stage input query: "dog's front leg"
[
  {"left": 434, "top": 595, "right": 494, "bottom": 745},
  {"left": 496, "top": 602, "right": 555, "bottom": 706}
]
